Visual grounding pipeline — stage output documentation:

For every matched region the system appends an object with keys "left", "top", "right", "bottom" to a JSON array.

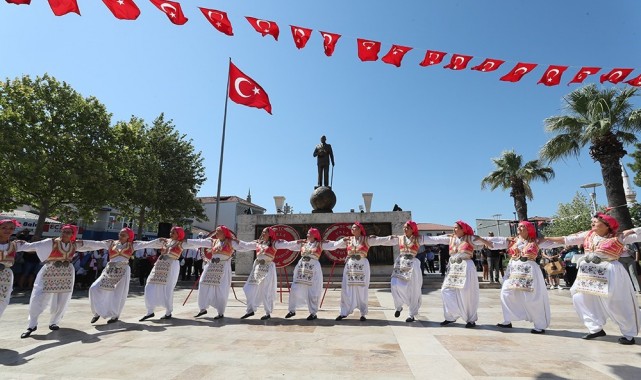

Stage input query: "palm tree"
[
  {"left": 540, "top": 84, "right": 641, "bottom": 231},
  {"left": 481, "top": 150, "right": 555, "bottom": 221}
]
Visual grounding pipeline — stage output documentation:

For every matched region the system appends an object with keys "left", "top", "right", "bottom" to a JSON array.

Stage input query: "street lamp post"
[
  {"left": 492, "top": 213, "right": 502, "bottom": 236},
  {"left": 580, "top": 183, "right": 602, "bottom": 214}
]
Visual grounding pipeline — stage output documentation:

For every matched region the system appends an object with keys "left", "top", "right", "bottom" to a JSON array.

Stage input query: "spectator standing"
[
  {"left": 426, "top": 247, "right": 436, "bottom": 274},
  {"left": 619, "top": 243, "right": 640, "bottom": 293}
]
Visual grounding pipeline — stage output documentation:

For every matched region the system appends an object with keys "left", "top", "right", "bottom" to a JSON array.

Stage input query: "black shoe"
[
  {"left": 618, "top": 337, "right": 636, "bottom": 345},
  {"left": 213, "top": 314, "right": 224, "bottom": 320},
  {"left": 582, "top": 330, "right": 606, "bottom": 340},
  {"left": 359, "top": 316, "right": 367, "bottom": 321},
  {"left": 335, "top": 315, "right": 346, "bottom": 321},
  {"left": 20, "top": 327, "right": 37, "bottom": 339},
  {"left": 49, "top": 324, "right": 59, "bottom": 331},
  {"left": 496, "top": 323, "right": 512, "bottom": 328},
  {"left": 90, "top": 315, "right": 100, "bottom": 324},
  {"left": 394, "top": 310, "right": 401, "bottom": 318},
  {"left": 260, "top": 314, "right": 271, "bottom": 320},
  {"left": 194, "top": 310, "right": 207, "bottom": 318},
  {"left": 440, "top": 320, "right": 455, "bottom": 326},
  {"left": 107, "top": 318, "right": 119, "bottom": 324},
  {"left": 285, "top": 311, "right": 296, "bottom": 319},
  {"left": 240, "top": 312, "right": 254, "bottom": 319},
  {"left": 139, "top": 313, "right": 155, "bottom": 322},
  {"left": 306, "top": 314, "right": 317, "bottom": 321},
  {"left": 531, "top": 329, "right": 545, "bottom": 334},
  {"left": 465, "top": 322, "right": 476, "bottom": 328},
  {"left": 159, "top": 314, "right": 172, "bottom": 320},
  {"left": 405, "top": 317, "right": 415, "bottom": 323}
]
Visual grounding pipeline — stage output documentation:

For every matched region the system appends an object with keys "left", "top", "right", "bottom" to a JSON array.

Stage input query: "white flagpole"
[{"left": 214, "top": 58, "right": 231, "bottom": 229}]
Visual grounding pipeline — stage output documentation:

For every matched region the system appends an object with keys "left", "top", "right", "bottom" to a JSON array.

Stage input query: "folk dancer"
[
  {"left": 489, "top": 221, "right": 563, "bottom": 334},
  {"left": 333, "top": 222, "right": 391, "bottom": 322},
  {"left": 139, "top": 226, "right": 213, "bottom": 321},
  {"left": 280, "top": 228, "right": 342, "bottom": 321},
  {"left": 546, "top": 213, "right": 641, "bottom": 345},
  {"left": 194, "top": 226, "right": 242, "bottom": 320},
  {"left": 88, "top": 228, "right": 159, "bottom": 324},
  {"left": 18, "top": 224, "right": 104, "bottom": 338},
  {"left": 0, "top": 219, "right": 22, "bottom": 319},
  {"left": 236, "top": 227, "right": 291, "bottom": 320},
  {"left": 420, "top": 220, "right": 493, "bottom": 328}
]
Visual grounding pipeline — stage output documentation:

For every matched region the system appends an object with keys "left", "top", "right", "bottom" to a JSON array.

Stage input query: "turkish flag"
[
  {"left": 48, "top": 0, "right": 79, "bottom": 16},
  {"left": 471, "top": 58, "right": 505, "bottom": 72},
  {"left": 102, "top": 0, "right": 140, "bottom": 20},
  {"left": 600, "top": 68, "right": 634, "bottom": 84},
  {"left": 199, "top": 7, "right": 233, "bottom": 36},
  {"left": 246, "top": 16, "right": 280, "bottom": 41},
  {"left": 228, "top": 62, "right": 272, "bottom": 115},
  {"left": 443, "top": 54, "right": 473, "bottom": 70},
  {"left": 357, "top": 38, "right": 381, "bottom": 62},
  {"left": 568, "top": 67, "right": 601, "bottom": 85},
  {"left": 149, "top": 0, "right": 188, "bottom": 25},
  {"left": 381, "top": 45, "right": 412, "bottom": 67},
  {"left": 419, "top": 50, "right": 447, "bottom": 67},
  {"left": 6, "top": 0, "right": 31, "bottom": 4},
  {"left": 290, "top": 25, "right": 312, "bottom": 49},
  {"left": 319, "top": 31, "right": 341, "bottom": 57},
  {"left": 625, "top": 74, "right": 641, "bottom": 87},
  {"left": 500, "top": 62, "right": 538, "bottom": 82},
  {"left": 537, "top": 65, "right": 569, "bottom": 86}
]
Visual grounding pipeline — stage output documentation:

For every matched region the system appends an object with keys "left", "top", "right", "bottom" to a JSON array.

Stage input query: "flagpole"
[{"left": 214, "top": 58, "right": 231, "bottom": 229}]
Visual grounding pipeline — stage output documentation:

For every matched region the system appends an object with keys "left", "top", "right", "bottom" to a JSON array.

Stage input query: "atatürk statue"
[{"left": 313, "top": 135, "right": 335, "bottom": 188}]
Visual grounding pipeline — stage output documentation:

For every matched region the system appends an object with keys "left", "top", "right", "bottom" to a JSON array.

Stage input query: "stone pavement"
[{"left": 1, "top": 282, "right": 641, "bottom": 380}]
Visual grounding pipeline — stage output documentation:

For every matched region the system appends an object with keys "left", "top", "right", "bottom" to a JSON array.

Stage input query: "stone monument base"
[{"left": 310, "top": 186, "right": 336, "bottom": 213}]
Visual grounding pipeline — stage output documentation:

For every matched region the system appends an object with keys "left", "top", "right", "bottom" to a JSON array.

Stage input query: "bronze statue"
[{"left": 313, "top": 135, "right": 335, "bottom": 188}]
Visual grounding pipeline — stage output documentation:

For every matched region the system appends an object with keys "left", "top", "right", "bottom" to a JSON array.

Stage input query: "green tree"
[
  {"left": 481, "top": 150, "right": 555, "bottom": 221},
  {"left": 112, "top": 114, "right": 207, "bottom": 237},
  {"left": 0, "top": 74, "right": 119, "bottom": 238},
  {"left": 542, "top": 192, "right": 593, "bottom": 237},
  {"left": 540, "top": 84, "right": 641, "bottom": 231}
]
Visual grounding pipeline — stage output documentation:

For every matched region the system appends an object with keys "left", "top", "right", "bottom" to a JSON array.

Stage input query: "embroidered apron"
[
  {"left": 346, "top": 256, "right": 366, "bottom": 286},
  {"left": 293, "top": 256, "right": 316, "bottom": 286},
  {"left": 391, "top": 254, "right": 415, "bottom": 281},
  {"left": 201, "top": 256, "right": 228, "bottom": 286},
  {"left": 148, "top": 257, "right": 172, "bottom": 285},
  {"left": 443, "top": 258, "right": 467, "bottom": 289},
  {"left": 574, "top": 258, "right": 609, "bottom": 296},
  {"left": 505, "top": 260, "right": 535, "bottom": 292},
  {"left": 247, "top": 255, "right": 271, "bottom": 285},
  {"left": 99, "top": 261, "right": 129, "bottom": 290},
  {"left": 0, "top": 268, "right": 12, "bottom": 303},
  {"left": 42, "top": 262, "right": 74, "bottom": 293}
]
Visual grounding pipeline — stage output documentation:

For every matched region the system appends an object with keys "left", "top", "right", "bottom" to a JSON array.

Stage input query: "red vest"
[
  {"left": 399, "top": 236, "right": 420, "bottom": 255},
  {"left": 109, "top": 242, "right": 134, "bottom": 260},
  {"left": 347, "top": 237, "right": 370, "bottom": 257},
  {"left": 449, "top": 235, "right": 474, "bottom": 255},
  {"left": 301, "top": 242, "right": 323, "bottom": 259},
  {"left": 0, "top": 241, "right": 17, "bottom": 265},
  {"left": 583, "top": 231, "right": 624, "bottom": 259},
  {"left": 48, "top": 239, "right": 76, "bottom": 261},
  {"left": 507, "top": 239, "right": 539, "bottom": 260},
  {"left": 205, "top": 239, "right": 233, "bottom": 259},
  {"left": 256, "top": 243, "right": 277, "bottom": 259},
  {"left": 162, "top": 240, "right": 184, "bottom": 260}
]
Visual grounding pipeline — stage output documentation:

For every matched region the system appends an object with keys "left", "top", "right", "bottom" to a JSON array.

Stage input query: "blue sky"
[{"left": 2, "top": 1, "right": 641, "bottom": 227}]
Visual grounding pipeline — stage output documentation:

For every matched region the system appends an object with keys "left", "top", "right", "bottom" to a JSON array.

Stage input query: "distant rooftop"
[
  {"left": 417, "top": 222, "right": 452, "bottom": 231},
  {"left": 198, "top": 196, "right": 266, "bottom": 211}
]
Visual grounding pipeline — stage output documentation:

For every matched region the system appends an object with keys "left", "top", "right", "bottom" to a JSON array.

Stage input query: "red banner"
[
  {"left": 270, "top": 224, "right": 299, "bottom": 268},
  {"left": 322, "top": 223, "right": 351, "bottom": 263}
]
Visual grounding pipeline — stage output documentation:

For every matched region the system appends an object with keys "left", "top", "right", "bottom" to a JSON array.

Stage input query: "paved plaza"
[{"left": 1, "top": 279, "right": 641, "bottom": 379}]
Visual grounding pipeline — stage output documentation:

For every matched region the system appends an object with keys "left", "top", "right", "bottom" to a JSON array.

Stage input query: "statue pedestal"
[{"left": 310, "top": 186, "right": 336, "bottom": 213}]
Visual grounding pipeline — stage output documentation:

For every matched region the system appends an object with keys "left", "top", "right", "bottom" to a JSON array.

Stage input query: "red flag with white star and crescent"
[
  {"left": 319, "top": 31, "right": 341, "bottom": 57},
  {"left": 500, "top": 62, "right": 538, "bottom": 82},
  {"left": 600, "top": 68, "right": 634, "bottom": 84},
  {"left": 625, "top": 74, "right": 641, "bottom": 87},
  {"left": 357, "top": 38, "right": 381, "bottom": 62},
  {"left": 149, "top": 0, "right": 188, "bottom": 25},
  {"left": 48, "top": 0, "right": 79, "bottom": 16},
  {"left": 228, "top": 62, "right": 272, "bottom": 114},
  {"left": 198, "top": 7, "right": 233, "bottom": 35},
  {"left": 102, "top": 0, "right": 140, "bottom": 20},
  {"left": 419, "top": 50, "right": 447, "bottom": 67},
  {"left": 381, "top": 45, "right": 412, "bottom": 67},
  {"left": 290, "top": 25, "right": 312, "bottom": 49},
  {"left": 471, "top": 58, "right": 505, "bottom": 72},
  {"left": 246, "top": 16, "right": 280, "bottom": 40},
  {"left": 537, "top": 65, "right": 569, "bottom": 86},
  {"left": 568, "top": 67, "right": 601, "bottom": 85},
  {"left": 443, "top": 54, "right": 473, "bottom": 70}
]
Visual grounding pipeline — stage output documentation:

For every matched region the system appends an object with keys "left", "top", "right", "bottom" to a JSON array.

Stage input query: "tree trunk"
[
  {"left": 136, "top": 207, "right": 146, "bottom": 238},
  {"left": 511, "top": 185, "right": 529, "bottom": 222},
  {"left": 599, "top": 158, "right": 633, "bottom": 231},
  {"left": 33, "top": 199, "right": 49, "bottom": 240}
]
